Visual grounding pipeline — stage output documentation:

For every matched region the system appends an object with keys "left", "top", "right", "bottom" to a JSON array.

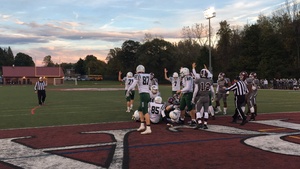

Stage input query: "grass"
[{"left": 0, "top": 81, "right": 299, "bottom": 129}]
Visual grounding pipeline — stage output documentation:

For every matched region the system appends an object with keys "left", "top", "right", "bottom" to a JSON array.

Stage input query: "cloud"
[
  {"left": 1, "top": 14, "right": 11, "bottom": 20},
  {"left": 0, "top": 0, "right": 291, "bottom": 65},
  {"left": 0, "top": 34, "right": 49, "bottom": 45}
]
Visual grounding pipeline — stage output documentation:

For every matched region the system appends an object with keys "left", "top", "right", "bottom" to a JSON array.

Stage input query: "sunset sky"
[{"left": 0, "top": 0, "right": 291, "bottom": 65}]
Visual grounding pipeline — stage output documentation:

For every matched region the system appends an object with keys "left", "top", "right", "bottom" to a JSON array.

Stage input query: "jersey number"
[
  {"left": 151, "top": 106, "right": 160, "bottom": 114},
  {"left": 199, "top": 82, "right": 210, "bottom": 91},
  {"left": 127, "top": 79, "right": 133, "bottom": 85},
  {"left": 142, "top": 76, "right": 149, "bottom": 85}
]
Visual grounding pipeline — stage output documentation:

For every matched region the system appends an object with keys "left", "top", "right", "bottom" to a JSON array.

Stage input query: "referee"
[
  {"left": 34, "top": 77, "right": 47, "bottom": 106},
  {"left": 225, "top": 72, "right": 249, "bottom": 125}
]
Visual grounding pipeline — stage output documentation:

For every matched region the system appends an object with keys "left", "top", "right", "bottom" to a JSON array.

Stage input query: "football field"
[{"left": 0, "top": 81, "right": 300, "bottom": 168}]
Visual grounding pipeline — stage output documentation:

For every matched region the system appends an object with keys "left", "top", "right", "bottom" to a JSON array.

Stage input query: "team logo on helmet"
[{"left": 200, "top": 69, "right": 209, "bottom": 78}]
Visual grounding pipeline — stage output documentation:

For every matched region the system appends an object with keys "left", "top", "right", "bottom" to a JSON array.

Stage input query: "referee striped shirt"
[
  {"left": 34, "top": 81, "right": 47, "bottom": 91},
  {"left": 226, "top": 80, "right": 248, "bottom": 96}
]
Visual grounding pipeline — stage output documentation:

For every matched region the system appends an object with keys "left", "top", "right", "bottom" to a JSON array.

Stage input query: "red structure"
[{"left": 2, "top": 66, "right": 64, "bottom": 85}]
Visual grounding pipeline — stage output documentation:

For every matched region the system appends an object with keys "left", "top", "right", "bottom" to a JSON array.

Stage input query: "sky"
[{"left": 0, "top": 0, "right": 292, "bottom": 66}]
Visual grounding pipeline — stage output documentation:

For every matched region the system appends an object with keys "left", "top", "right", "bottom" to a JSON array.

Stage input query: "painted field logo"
[
  {"left": 0, "top": 128, "right": 135, "bottom": 169},
  {"left": 0, "top": 119, "right": 299, "bottom": 169},
  {"left": 168, "top": 119, "right": 300, "bottom": 156}
]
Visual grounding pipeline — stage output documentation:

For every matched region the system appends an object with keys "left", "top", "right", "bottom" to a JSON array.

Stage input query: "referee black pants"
[
  {"left": 37, "top": 90, "right": 46, "bottom": 105},
  {"left": 232, "top": 95, "right": 246, "bottom": 121}
]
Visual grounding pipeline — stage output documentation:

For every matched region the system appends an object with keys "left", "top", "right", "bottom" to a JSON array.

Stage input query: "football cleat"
[
  {"left": 240, "top": 119, "right": 248, "bottom": 126},
  {"left": 194, "top": 123, "right": 203, "bottom": 130},
  {"left": 188, "top": 120, "right": 197, "bottom": 126}
]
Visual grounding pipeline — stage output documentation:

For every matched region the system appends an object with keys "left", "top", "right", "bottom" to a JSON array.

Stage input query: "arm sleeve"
[
  {"left": 216, "top": 84, "right": 219, "bottom": 93},
  {"left": 192, "top": 84, "right": 198, "bottom": 102},
  {"left": 127, "top": 79, "right": 137, "bottom": 92},
  {"left": 34, "top": 82, "right": 37, "bottom": 91},
  {"left": 226, "top": 83, "right": 236, "bottom": 91},
  {"left": 181, "top": 79, "right": 192, "bottom": 93},
  {"left": 192, "top": 68, "right": 200, "bottom": 79},
  {"left": 210, "top": 85, "right": 215, "bottom": 96}
]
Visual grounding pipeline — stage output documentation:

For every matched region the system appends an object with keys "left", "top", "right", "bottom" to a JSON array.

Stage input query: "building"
[{"left": 1, "top": 66, "right": 64, "bottom": 85}]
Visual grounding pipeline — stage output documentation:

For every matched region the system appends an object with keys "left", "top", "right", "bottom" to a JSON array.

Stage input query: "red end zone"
[{"left": 0, "top": 112, "right": 300, "bottom": 169}]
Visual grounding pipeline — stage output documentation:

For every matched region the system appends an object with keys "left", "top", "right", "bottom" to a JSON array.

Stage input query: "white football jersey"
[
  {"left": 169, "top": 77, "right": 181, "bottom": 91},
  {"left": 128, "top": 73, "right": 151, "bottom": 93},
  {"left": 181, "top": 75, "right": 194, "bottom": 93},
  {"left": 122, "top": 77, "right": 134, "bottom": 90},
  {"left": 148, "top": 102, "right": 165, "bottom": 123},
  {"left": 150, "top": 91, "right": 161, "bottom": 102}
]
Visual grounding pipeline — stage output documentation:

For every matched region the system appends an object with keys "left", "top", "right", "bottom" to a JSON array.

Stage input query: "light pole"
[{"left": 204, "top": 7, "right": 216, "bottom": 73}]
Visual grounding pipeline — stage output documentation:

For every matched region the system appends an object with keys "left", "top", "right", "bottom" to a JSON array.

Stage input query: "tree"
[
  {"left": 106, "top": 48, "right": 123, "bottom": 80},
  {"left": 43, "top": 55, "right": 55, "bottom": 67},
  {"left": 0, "top": 47, "right": 14, "bottom": 67},
  {"left": 14, "top": 52, "right": 35, "bottom": 66},
  {"left": 136, "top": 38, "right": 176, "bottom": 81},
  {"left": 216, "top": 20, "right": 232, "bottom": 72},
  {"left": 75, "top": 58, "right": 85, "bottom": 75},
  {"left": 120, "top": 40, "right": 141, "bottom": 72}
]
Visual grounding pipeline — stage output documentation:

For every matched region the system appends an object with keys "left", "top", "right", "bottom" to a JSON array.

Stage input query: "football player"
[
  {"left": 191, "top": 63, "right": 215, "bottom": 120},
  {"left": 148, "top": 96, "right": 165, "bottom": 123},
  {"left": 163, "top": 95, "right": 180, "bottom": 115},
  {"left": 149, "top": 72, "right": 159, "bottom": 87},
  {"left": 150, "top": 85, "right": 161, "bottom": 102},
  {"left": 192, "top": 69, "right": 213, "bottom": 129},
  {"left": 176, "top": 67, "right": 194, "bottom": 124},
  {"left": 118, "top": 71, "right": 135, "bottom": 112},
  {"left": 248, "top": 72, "right": 259, "bottom": 120},
  {"left": 164, "top": 68, "right": 181, "bottom": 95},
  {"left": 214, "top": 72, "right": 230, "bottom": 115},
  {"left": 127, "top": 65, "right": 152, "bottom": 134}
]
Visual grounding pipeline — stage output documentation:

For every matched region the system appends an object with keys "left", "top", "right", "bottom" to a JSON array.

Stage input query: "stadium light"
[{"left": 204, "top": 7, "right": 216, "bottom": 73}]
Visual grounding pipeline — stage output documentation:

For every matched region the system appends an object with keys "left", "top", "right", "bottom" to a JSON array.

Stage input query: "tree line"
[{"left": 1, "top": 0, "right": 300, "bottom": 82}]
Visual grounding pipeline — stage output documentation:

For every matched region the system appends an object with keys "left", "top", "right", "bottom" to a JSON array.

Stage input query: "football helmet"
[
  {"left": 167, "top": 97, "right": 174, "bottom": 104},
  {"left": 173, "top": 72, "right": 179, "bottom": 78},
  {"left": 132, "top": 110, "right": 140, "bottom": 121},
  {"left": 154, "top": 96, "right": 162, "bottom": 104},
  {"left": 126, "top": 72, "right": 133, "bottom": 78},
  {"left": 180, "top": 67, "right": 190, "bottom": 77},
  {"left": 150, "top": 72, "right": 155, "bottom": 80},
  {"left": 218, "top": 72, "right": 225, "bottom": 80},
  {"left": 169, "top": 109, "right": 180, "bottom": 122},
  {"left": 151, "top": 85, "right": 158, "bottom": 94},
  {"left": 200, "top": 69, "right": 208, "bottom": 78},
  {"left": 136, "top": 65, "right": 145, "bottom": 73},
  {"left": 239, "top": 71, "right": 248, "bottom": 81},
  {"left": 249, "top": 72, "right": 257, "bottom": 79}
]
